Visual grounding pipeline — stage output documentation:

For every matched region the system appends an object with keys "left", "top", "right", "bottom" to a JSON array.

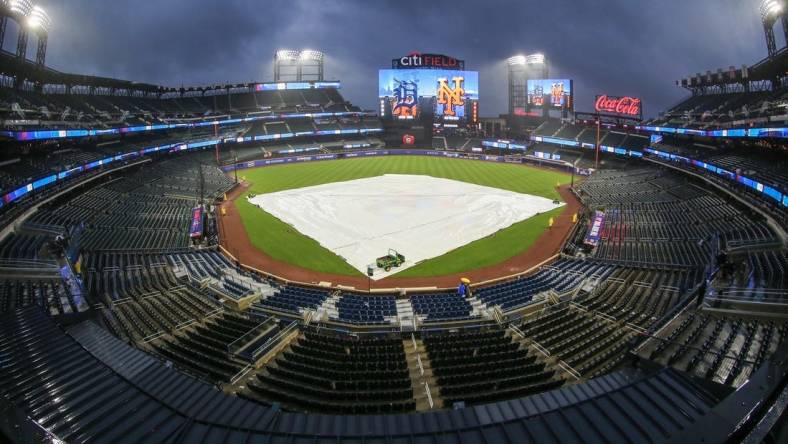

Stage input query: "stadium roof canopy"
[
  {"left": 0, "top": 49, "right": 163, "bottom": 92},
  {"left": 679, "top": 46, "right": 788, "bottom": 89}
]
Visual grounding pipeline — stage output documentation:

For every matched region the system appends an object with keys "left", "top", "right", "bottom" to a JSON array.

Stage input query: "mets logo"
[{"left": 437, "top": 77, "right": 465, "bottom": 116}]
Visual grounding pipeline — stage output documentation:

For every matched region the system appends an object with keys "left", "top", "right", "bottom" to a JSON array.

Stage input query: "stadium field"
[{"left": 234, "top": 156, "right": 571, "bottom": 277}]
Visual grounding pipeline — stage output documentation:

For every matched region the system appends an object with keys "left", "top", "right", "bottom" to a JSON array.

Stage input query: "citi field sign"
[
  {"left": 594, "top": 95, "right": 642, "bottom": 119},
  {"left": 393, "top": 52, "right": 465, "bottom": 70}
]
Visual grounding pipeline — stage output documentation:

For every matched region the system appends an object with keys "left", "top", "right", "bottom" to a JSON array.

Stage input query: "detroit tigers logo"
[
  {"left": 391, "top": 78, "right": 418, "bottom": 118},
  {"left": 437, "top": 77, "right": 465, "bottom": 116}
]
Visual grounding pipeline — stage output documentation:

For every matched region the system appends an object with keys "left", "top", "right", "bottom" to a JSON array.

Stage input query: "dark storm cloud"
[{"left": 22, "top": 0, "right": 772, "bottom": 117}]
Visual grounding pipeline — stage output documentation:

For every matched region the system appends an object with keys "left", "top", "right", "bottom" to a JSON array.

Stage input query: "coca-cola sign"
[{"left": 594, "top": 95, "right": 642, "bottom": 118}]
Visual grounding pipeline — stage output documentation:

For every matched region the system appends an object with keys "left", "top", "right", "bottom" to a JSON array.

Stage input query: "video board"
[
  {"left": 379, "top": 69, "right": 479, "bottom": 120},
  {"left": 526, "top": 79, "right": 573, "bottom": 109}
]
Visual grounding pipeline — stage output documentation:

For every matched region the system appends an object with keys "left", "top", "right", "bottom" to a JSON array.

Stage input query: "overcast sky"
[{"left": 2, "top": 0, "right": 781, "bottom": 118}]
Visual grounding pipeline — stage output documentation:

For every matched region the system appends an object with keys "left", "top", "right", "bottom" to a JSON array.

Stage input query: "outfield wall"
[{"left": 220, "top": 148, "right": 590, "bottom": 175}]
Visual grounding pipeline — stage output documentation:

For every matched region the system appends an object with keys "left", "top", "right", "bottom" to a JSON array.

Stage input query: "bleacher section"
[
  {"left": 639, "top": 310, "right": 787, "bottom": 388},
  {"left": 0, "top": 306, "right": 733, "bottom": 443},
  {"left": 0, "top": 232, "right": 54, "bottom": 266},
  {"left": 0, "top": 278, "right": 87, "bottom": 316},
  {"left": 150, "top": 311, "right": 256, "bottom": 382},
  {"left": 474, "top": 259, "right": 614, "bottom": 310},
  {"left": 574, "top": 267, "right": 688, "bottom": 330},
  {"left": 101, "top": 285, "right": 220, "bottom": 341},
  {"left": 23, "top": 157, "right": 233, "bottom": 252},
  {"left": 410, "top": 292, "right": 474, "bottom": 321},
  {"left": 0, "top": 84, "right": 357, "bottom": 131},
  {"left": 520, "top": 304, "right": 635, "bottom": 377},
  {"left": 424, "top": 329, "right": 563, "bottom": 406},
  {"left": 577, "top": 167, "right": 777, "bottom": 267},
  {"left": 257, "top": 285, "right": 330, "bottom": 314},
  {"left": 651, "top": 86, "right": 788, "bottom": 129},
  {"left": 334, "top": 293, "right": 397, "bottom": 324},
  {"left": 243, "top": 328, "right": 414, "bottom": 413}
]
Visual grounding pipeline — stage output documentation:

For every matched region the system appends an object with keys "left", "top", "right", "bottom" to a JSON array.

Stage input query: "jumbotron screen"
[
  {"left": 527, "top": 79, "right": 573, "bottom": 109},
  {"left": 378, "top": 69, "right": 479, "bottom": 120}
]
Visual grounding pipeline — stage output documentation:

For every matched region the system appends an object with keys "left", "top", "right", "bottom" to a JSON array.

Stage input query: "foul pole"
[{"left": 595, "top": 115, "right": 601, "bottom": 169}]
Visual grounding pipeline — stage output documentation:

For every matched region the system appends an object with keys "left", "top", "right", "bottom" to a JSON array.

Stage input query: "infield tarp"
[{"left": 248, "top": 174, "right": 563, "bottom": 280}]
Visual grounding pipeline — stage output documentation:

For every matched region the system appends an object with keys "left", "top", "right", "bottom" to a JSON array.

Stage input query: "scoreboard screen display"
[
  {"left": 379, "top": 69, "right": 479, "bottom": 120},
  {"left": 527, "top": 79, "right": 573, "bottom": 109}
]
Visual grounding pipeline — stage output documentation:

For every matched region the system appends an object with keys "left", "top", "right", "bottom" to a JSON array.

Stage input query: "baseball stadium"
[{"left": 0, "top": 1, "right": 787, "bottom": 443}]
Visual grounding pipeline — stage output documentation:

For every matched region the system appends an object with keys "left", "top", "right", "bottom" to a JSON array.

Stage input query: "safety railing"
[
  {"left": 424, "top": 382, "right": 434, "bottom": 409},
  {"left": 248, "top": 320, "right": 299, "bottom": 362},
  {"left": 229, "top": 363, "right": 253, "bottom": 385},
  {"left": 227, "top": 321, "right": 271, "bottom": 355}
]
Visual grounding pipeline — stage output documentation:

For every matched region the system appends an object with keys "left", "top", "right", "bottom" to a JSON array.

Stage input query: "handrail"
[
  {"left": 557, "top": 360, "right": 582, "bottom": 380},
  {"left": 227, "top": 321, "right": 270, "bottom": 354},
  {"left": 530, "top": 339, "right": 551, "bottom": 357},
  {"left": 174, "top": 319, "right": 195, "bottom": 330},
  {"left": 142, "top": 331, "right": 164, "bottom": 343},
  {"left": 249, "top": 320, "right": 298, "bottom": 362},
  {"left": 508, "top": 324, "right": 526, "bottom": 339},
  {"left": 0, "top": 258, "right": 58, "bottom": 269},
  {"left": 229, "top": 363, "right": 253, "bottom": 385},
  {"left": 709, "top": 287, "right": 788, "bottom": 297},
  {"left": 424, "top": 382, "right": 434, "bottom": 409}
]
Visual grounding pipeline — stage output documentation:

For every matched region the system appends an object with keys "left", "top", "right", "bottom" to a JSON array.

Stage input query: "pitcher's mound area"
[{"left": 247, "top": 174, "right": 564, "bottom": 279}]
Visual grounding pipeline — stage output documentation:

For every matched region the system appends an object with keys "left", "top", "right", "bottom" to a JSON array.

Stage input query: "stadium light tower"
[
  {"left": 507, "top": 53, "right": 548, "bottom": 117},
  {"left": 760, "top": 0, "right": 785, "bottom": 57},
  {"left": 8, "top": 0, "right": 33, "bottom": 59},
  {"left": 274, "top": 49, "right": 324, "bottom": 82},
  {"left": 28, "top": 5, "right": 50, "bottom": 65}
]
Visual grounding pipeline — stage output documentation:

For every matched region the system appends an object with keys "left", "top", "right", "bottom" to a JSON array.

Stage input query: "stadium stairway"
[
  {"left": 315, "top": 290, "right": 341, "bottom": 322},
  {"left": 466, "top": 294, "right": 491, "bottom": 318},
  {"left": 402, "top": 333, "right": 442, "bottom": 411},
  {"left": 396, "top": 299, "right": 416, "bottom": 330}
]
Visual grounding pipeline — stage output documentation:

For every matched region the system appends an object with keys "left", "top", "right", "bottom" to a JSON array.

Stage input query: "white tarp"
[{"left": 248, "top": 174, "right": 563, "bottom": 279}]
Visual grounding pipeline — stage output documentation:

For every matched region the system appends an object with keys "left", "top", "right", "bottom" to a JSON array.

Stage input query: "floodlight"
[
  {"left": 299, "top": 50, "right": 324, "bottom": 62},
  {"left": 507, "top": 55, "right": 526, "bottom": 66},
  {"left": 8, "top": 0, "right": 33, "bottom": 17},
  {"left": 525, "top": 53, "right": 546, "bottom": 65},
  {"left": 760, "top": 0, "right": 783, "bottom": 24},
  {"left": 275, "top": 50, "right": 300, "bottom": 61},
  {"left": 27, "top": 5, "right": 51, "bottom": 33},
  {"left": 274, "top": 49, "right": 325, "bottom": 82}
]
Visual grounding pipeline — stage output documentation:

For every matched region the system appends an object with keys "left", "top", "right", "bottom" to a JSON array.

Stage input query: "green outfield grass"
[{"left": 234, "top": 156, "right": 571, "bottom": 277}]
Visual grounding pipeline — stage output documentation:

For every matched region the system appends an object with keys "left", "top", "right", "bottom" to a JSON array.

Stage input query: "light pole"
[
  {"left": 232, "top": 150, "right": 238, "bottom": 184},
  {"left": 594, "top": 115, "right": 601, "bottom": 170},
  {"left": 570, "top": 163, "right": 575, "bottom": 189}
]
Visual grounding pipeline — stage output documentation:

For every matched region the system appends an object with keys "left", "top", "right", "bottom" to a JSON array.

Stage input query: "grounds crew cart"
[{"left": 376, "top": 249, "right": 405, "bottom": 272}]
